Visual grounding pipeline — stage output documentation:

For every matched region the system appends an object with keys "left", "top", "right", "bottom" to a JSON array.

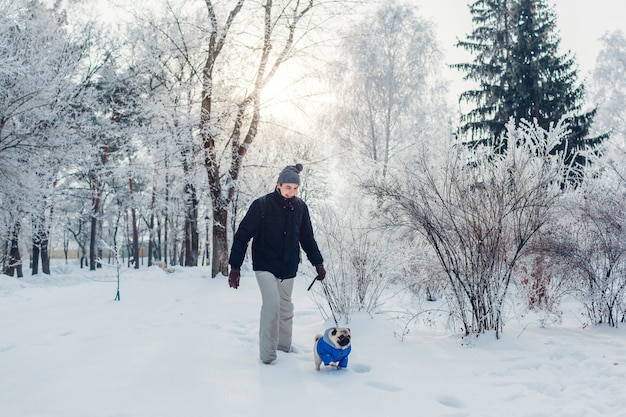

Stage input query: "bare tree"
[
  {"left": 590, "top": 30, "right": 626, "bottom": 145},
  {"left": 368, "top": 119, "right": 573, "bottom": 338},
  {"left": 329, "top": 1, "right": 451, "bottom": 182},
  {"left": 200, "top": 0, "right": 320, "bottom": 277},
  {"left": 119, "top": 0, "right": 349, "bottom": 275}
]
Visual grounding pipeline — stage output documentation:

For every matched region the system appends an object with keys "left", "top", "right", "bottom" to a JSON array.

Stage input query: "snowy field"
[{"left": 2, "top": 262, "right": 626, "bottom": 417}]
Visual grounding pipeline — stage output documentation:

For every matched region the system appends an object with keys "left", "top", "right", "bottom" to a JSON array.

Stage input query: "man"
[{"left": 228, "top": 163, "right": 326, "bottom": 364}]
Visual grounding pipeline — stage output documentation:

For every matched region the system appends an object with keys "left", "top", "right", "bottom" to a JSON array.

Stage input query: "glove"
[
  {"left": 228, "top": 269, "right": 241, "bottom": 289},
  {"left": 315, "top": 264, "right": 326, "bottom": 281}
]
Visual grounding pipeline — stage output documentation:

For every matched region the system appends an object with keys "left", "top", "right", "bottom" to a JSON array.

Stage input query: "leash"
[{"left": 307, "top": 275, "right": 339, "bottom": 326}]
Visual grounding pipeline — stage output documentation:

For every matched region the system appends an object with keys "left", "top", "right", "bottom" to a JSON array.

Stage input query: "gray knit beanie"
[{"left": 277, "top": 163, "right": 303, "bottom": 185}]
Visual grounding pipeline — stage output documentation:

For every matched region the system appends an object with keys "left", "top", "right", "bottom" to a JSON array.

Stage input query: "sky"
[{"left": 2, "top": 263, "right": 626, "bottom": 417}]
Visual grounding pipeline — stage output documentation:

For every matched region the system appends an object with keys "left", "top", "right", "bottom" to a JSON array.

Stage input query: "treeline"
[{"left": 0, "top": 0, "right": 337, "bottom": 277}]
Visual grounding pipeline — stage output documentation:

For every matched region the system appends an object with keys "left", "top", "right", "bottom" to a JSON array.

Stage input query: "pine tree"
[
  {"left": 456, "top": 0, "right": 607, "bottom": 179},
  {"left": 454, "top": 0, "right": 512, "bottom": 148}
]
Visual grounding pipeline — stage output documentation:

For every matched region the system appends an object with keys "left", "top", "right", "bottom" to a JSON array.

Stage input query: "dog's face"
[{"left": 329, "top": 327, "right": 351, "bottom": 349}]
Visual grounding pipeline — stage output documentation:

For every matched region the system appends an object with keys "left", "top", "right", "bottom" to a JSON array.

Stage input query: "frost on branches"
[{"left": 370, "top": 119, "right": 573, "bottom": 338}]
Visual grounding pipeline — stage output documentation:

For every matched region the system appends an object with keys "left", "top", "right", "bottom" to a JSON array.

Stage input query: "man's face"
[{"left": 277, "top": 183, "right": 299, "bottom": 199}]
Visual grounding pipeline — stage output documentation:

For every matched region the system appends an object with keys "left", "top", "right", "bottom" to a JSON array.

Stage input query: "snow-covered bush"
[
  {"left": 311, "top": 205, "right": 407, "bottom": 322},
  {"left": 534, "top": 150, "right": 626, "bottom": 327},
  {"left": 369, "top": 119, "right": 573, "bottom": 338}
]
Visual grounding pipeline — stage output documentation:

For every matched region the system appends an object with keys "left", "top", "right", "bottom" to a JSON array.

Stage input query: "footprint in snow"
[
  {"left": 350, "top": 363, "right": 371, "bottom": 373},
  {"left": 237, "top": 334, "right": 256, "bottom": 344},
  {"left": 0, "top": 345, "right": 14, "bottom": 353},
  {"left": 438, "top": 394, "right": 464, "bottom": 408},
  {"left": 365, "top": 381, "right": 403, "bottom": 392}
]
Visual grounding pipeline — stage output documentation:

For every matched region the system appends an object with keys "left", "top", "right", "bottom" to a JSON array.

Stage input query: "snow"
[{"left": 2, "top": 263, "right": 626, "bottom": 417}]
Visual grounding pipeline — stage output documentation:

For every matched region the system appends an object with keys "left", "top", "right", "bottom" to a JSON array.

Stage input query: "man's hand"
[
  {"left": 228, "top": 269, "right": 241, "bottom": 289},
  {"left": 315, "top": 264, "right": 326, "bottom": 281}
]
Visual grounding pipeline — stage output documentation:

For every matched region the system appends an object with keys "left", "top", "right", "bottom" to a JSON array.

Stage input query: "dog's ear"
[{"left": 331, "top": 328, "right": 337, "bottom": 336}]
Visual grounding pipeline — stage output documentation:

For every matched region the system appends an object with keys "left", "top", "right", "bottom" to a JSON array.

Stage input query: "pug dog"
[{"left": 314, "top": 327, "right": 352, "bottom": 371}]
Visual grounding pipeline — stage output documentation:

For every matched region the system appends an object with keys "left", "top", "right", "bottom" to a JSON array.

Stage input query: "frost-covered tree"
[
  {"left": 124, "top": 2, "right": 208, "bottom": 268},
  {"left": 199, "top": 0, "right": 326, "bottom": 277},
  {"left": 590, "top": 30, "right": 626, "bottom": 145},
  {"left": 309, "top": 2, "right": 453, "bottom": 316},
  {"left": 331, "top": 1, "right": 452, "bottom": 182},
  {"left": 368, "top": 119, "right": 573, "bottom": 338},
  {"left": 0, "top": 0, "right": 101, "bottom": 275},
  {"left": 123, "top": 0, "right": 336, "bottom": 276},
  {"left": 535, "top": 159, "right": 626, "bottom": 327}
]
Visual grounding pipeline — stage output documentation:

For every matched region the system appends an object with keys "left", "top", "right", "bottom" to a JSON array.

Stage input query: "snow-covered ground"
[{"left": 2, "top": 262, "right": 626, "bottom": 417}]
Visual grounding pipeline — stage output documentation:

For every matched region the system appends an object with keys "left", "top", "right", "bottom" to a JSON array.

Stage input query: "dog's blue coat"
[{"left": 316, "top": 328, "right": 351, "bottom": 368}]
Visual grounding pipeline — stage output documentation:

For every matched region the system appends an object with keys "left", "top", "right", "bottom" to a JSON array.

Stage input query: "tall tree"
[
  {"left": 126, "top": 2, "right": 204, "bottom": 268},
  {"left": 200, "top": 0, "right": 317, "bottom": 277},
  {"left": 456, "top": 0, "right": 606, "bottom": 179},
  {"left": 331, "top": 1, "right": 451, "bottom": 182},
  {"left": 590, "top": 30, "right": 626, "bottom": 145},
  {"left": 0, "top": 0, "right": 99, "bottom": 275},
  {"left": 454, "top": 0, "right": 512, "bottom": 147}
]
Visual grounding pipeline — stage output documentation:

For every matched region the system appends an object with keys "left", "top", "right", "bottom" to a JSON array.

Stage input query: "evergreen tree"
[
  {"left": 454, "top": 0, "right": 512, "bottom": 147},
  {"left": 456, "top": 0, "right": 606, "bottom": 179}
]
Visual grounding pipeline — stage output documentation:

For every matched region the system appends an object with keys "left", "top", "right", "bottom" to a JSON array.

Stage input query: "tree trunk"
[
  {"left": 63, "top": 228, "right": 69, "bottom": 264},
  {"left": 9, "top": 238, "right": 23, "bottom": 278},
  {"left": 90, "top": 142, "right": 109, "bottom": 271},
  {"left": 32, "top": 241, "right": 40, "bottom": 275},
  {"left": 184, "top": 183, "right": 199, "bottom": 267},
  {"left": 147, "top": 179, "right": 157, "bottom": 267},
  {"left": 5, "top": 222, "right": 23, "bottom": 278},
  {"left": 156, "top": 217, "right": 162, "bottom": 262},
  {"left": 68, "top": 222, "right": 85, "bottom": 269},
  {"left": 32, "top": 214, "right": 42, "bottom": 275},
  {"left": 129, "top": 176, "right": 140, "bottom": 269},
  {"left": 131, "top": 207, "right": 139, "bottom": 268},
  {"left": 211, "top": 204, "right": 229, "bottom": 277},
  {"left": 89, "top": 211, "right": 98, "bottom": 270},
  {"left": 2, "top": 240, "right": 6, "bottom": 273},
  {"left": 41, "top": 232, "right": 50, "bottom": 274},
  {"left": 163, "top": 167, "right": 170, "bottom": 265},
  {"left": 164, "top": 213, "right": 170, "bottom": 265},
  {"left": 31, "top": 212, "right": 50, "bottom": 275}
]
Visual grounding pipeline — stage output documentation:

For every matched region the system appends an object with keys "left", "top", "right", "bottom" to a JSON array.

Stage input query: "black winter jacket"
[{"left": 228, "top": 189, "right": 323, "bottom": 279}]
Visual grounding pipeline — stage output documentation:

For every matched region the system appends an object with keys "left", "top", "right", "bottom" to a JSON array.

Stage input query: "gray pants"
[{"left": 255, "top": 271, "right": 294, "bottom": 363}]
